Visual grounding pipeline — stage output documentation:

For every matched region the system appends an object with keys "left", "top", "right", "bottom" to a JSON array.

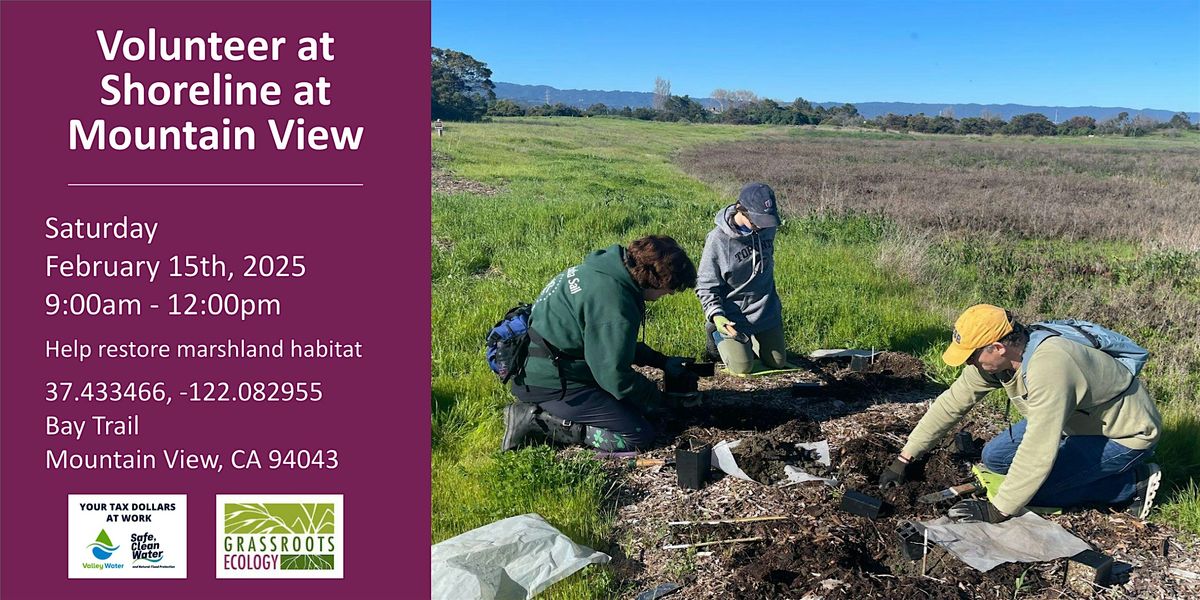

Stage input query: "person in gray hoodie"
[{"left": 696, "top": 182, "right": 787, "bottom": 374}]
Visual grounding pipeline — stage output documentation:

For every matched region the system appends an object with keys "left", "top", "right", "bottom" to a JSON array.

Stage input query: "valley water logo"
[
  {"left": 68, "top": 494, "right": 187, "bottom": 579},
  {"left": 85, "top": 529, "right": 121, "bottom": 566},
  {"left": 216, "top": 494, "right": 344, "bottom": 579}
]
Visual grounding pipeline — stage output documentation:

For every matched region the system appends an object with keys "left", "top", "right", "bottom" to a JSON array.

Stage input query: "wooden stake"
[
  {"left": 667, "top": 515, "right": 787, "bottom": 526},
  {"left": 662, "top": 536, "right": 764, "bottom": 550},
  {"left": 921, "top": 528, "right": 930, "bottom": 576}
]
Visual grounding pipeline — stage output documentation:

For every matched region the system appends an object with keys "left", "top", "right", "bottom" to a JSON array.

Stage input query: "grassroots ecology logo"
[
  {"left": 87, "top": 529, "right": 120, "bottom": 560},
  {"left": 216, "top": 494, "right": 344, "bottom": 579}
]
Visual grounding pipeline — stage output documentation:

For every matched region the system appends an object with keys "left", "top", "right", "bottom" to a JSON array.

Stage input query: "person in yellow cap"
[{"left": 878, "top": 304, "right": 1163, "bottom": 522}]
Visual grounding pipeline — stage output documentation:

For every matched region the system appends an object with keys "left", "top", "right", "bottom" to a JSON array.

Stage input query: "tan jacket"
[{"left": 901, "top": 337, "right": 1161, "bottom": 514}]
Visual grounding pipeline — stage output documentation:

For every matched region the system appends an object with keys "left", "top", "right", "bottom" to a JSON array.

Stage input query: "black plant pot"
[
  {"left": 896, "top": 520, "right": 927, "bottom": 561},
  {"left": 675, "top": 439, "right": 712, "bottom": 490},
  {"left": 664, "top": 371, "right": 698, "bottom": 394},
  {"left": 839, "top": 490, "right": 885, "bottom": 519},
  {"left": 954, "top": 431, "right": 980, "bottom": 459}
]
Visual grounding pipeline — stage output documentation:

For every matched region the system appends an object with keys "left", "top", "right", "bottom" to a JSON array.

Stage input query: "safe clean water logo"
[
  {"left": 68, "top": 494, "right": 187, "bottom": 579},
  {"left": 131, "top": 532, "right": 165, "bottom": 563},
  {"left": 216, "top": 494, "right": 344, "bottom": 579},
  {"left": 87, "top": 529, "right": 120, "bottom": 560}
]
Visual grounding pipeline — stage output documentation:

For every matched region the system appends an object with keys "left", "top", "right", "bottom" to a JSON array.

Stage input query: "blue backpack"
[
  {"left": 485, "top": 304, "right": 532, "bottom": 383},
  {"left": 1021, "top": 319, "right": 1149, "bottom": 380}
]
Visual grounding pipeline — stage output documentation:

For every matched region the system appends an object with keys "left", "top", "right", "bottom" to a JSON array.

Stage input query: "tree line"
[
  {"left": 432, "top": 47, "right": 1197, "bottom": 136},
  {"left": 873, "top": 110, "right": 1194, "bottom": 137}
]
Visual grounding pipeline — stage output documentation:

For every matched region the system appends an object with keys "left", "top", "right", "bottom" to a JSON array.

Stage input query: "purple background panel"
[{"left": 1, "top": 2, "right": 431, "bottom": 598}]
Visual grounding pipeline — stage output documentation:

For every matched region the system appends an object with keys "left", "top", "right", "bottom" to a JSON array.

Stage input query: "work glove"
[
  {"left": 878, "top": 456, "right": 909, "bottom": 489},
  {"left": 712, "top": 315, "right": 738, "bottom": 338},
  {"left": 641, "top": 387, "right": 679, "bottom": 418},
  {"left": 948, "top": 499, "right": 1009, "bottom": 523}
]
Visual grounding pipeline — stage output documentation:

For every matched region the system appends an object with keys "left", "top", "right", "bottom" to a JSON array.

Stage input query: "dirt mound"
[
  {"left": 729, "top": 435, "right": 829, "bottom": 485},
  {"left": 835, "top": 416, "right": 996, "bottom": 514},
  {"left": 862, "top": 351, "right": 926, "bottom": 380},
  {"left": 830, "top": 351, "right": 929, "bottom": 398},
  {"left": 669, "top": 405, "right": 823, "bottom": 439}
]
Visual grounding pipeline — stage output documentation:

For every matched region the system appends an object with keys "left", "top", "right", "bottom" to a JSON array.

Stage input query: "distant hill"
[
  {"left": 494, "top": 82, "right": 1198, "bottom": 123},
  {"left": 847, "top": 102, "right": 1197, "bottom": 123}
]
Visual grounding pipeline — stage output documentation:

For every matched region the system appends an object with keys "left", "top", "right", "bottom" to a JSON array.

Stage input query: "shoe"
[
  {"left": 501, "top": 403, "right": 544, "bottom": 452},
  {"left": 537, "top": 412, "right": 585, "bottom": 446},
  {"left": 1126, "top": 463, "right": 1162, "bottom": 519}
]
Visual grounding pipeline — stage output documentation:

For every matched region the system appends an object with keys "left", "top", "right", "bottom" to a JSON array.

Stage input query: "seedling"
[{"left": 1012, "top": 566, "right": 1034, "bottom": 599}]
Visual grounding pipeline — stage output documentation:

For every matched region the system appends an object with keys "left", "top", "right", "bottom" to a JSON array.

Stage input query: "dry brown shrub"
[
  {"left": 678, "top": 135, "right": 1200, "bottom": 406},
  {"left": 876, "top": 225, "right": 934, "bottom": 284},
  {"left": 677, "top": 137, "right": 1200, "bottom": 249}
]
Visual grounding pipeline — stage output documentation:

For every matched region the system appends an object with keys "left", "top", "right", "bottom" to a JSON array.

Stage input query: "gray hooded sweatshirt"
[{"left": 695, "top": 205, "right": 782, "bottom": 334}]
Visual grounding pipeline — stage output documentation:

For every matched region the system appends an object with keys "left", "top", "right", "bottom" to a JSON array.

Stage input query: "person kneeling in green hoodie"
[
  {"left": 696, "top": 182, "right": 787, "bottom": 374},
  {"left": 502, "top": 235, "right": 698, "bottom": 452}
]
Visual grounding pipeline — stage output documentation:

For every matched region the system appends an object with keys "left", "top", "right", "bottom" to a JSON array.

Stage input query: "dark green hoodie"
[{"left": 520, "top": 245, "right": 665, "bottom": 404}]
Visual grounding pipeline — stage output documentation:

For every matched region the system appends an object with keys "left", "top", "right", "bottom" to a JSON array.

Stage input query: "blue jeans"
[{"left": 981, "top": 419, "right": 1152, "bottom": 508}]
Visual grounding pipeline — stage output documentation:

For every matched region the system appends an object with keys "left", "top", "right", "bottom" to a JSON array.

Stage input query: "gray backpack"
[{"left": 1020, "top": 319, "right": 1149, "bottom": 381}]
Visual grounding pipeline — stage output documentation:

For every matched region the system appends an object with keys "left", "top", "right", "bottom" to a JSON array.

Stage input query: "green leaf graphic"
[
  {"left": 280, "top": 554, "right": 335, "bottom": 570},
  {"left": 224, "top": 503, "right": 335, "bottom": 534}
]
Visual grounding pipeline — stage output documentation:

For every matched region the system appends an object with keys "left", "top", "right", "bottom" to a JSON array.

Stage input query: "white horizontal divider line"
[{"left": 67, "top": 183, "right": 364, "bottom": 187}]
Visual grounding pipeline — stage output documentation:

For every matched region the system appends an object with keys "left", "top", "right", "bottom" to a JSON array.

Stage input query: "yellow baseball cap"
[{"left": 942, "top": 304, "right": 1013, "bottom": 366}]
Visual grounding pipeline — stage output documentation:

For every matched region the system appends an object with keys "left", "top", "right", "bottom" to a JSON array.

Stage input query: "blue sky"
[{"left": 432, "top": 0, "right": 1200, "bottom": 112}]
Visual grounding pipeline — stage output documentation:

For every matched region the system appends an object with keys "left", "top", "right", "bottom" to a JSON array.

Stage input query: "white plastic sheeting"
[
  {"left": 711, "top": 439, "right": 837, "bottom": 485},
  {"left": 920, "top": 512, "right": 1092, "bottom": 571},
  {"left": 808, "top": 349, "right": 882, "bottom": 359},
  {"left": 431, "top": 513, "right": 610, "bottom": 600}
]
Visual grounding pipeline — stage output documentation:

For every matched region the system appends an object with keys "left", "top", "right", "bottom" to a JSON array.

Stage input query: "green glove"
[{"left": 712, "top": 315, "right": 737, "bottom": 337}]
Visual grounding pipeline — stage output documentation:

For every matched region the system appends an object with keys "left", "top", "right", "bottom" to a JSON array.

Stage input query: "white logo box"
[
  {"left": 67, "top": 494, "right": 187, "bottom": 579},
  {"left": 216, "top": 494, "right": 344, "bottom": 579}
]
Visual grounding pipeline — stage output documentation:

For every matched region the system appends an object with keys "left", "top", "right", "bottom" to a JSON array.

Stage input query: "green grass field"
[{"left": 431, "top": 118, "right": 1200, "bottom": 598}]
